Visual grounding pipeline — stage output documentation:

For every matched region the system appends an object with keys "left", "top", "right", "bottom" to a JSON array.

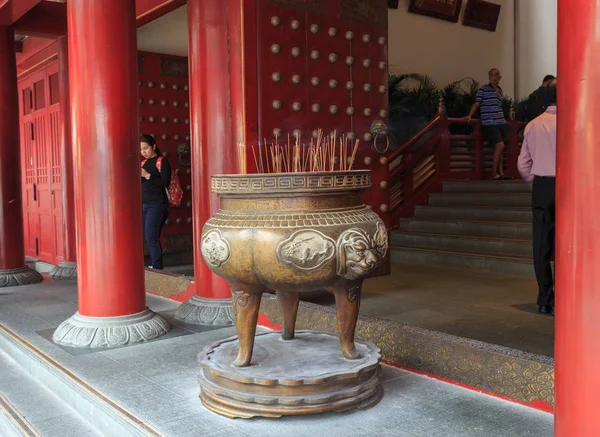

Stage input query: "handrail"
[
  {"left": 447, "top": 118, "right": 480, "bottom": 125},
  {"left": 389, "top": 132, "right": 441, "bottom": 181},
  {"left": 386, "top": 113, "right": 524, "bottom": 223},
  {"left": 390, "top": 115, "right": 441, "bottom": 161}
]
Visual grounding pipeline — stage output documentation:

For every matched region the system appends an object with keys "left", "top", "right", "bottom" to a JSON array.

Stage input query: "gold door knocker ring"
[{"left": 372, "top": 134, "right": 390, "bottom": 154}]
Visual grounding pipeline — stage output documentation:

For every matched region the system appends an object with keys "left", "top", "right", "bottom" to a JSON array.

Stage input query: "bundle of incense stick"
[{"left": 240, "top": 130, "right": 360, "bottom": 174}]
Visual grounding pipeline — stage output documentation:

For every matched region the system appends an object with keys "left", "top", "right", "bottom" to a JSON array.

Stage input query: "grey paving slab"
[{"left": 23, "top": 302, "right": 79, "bottom": 327}]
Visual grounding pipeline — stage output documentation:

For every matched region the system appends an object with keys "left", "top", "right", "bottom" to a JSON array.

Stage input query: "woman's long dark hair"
[{"left": 140, "top": 134, "right": 161, "bottom": 155}]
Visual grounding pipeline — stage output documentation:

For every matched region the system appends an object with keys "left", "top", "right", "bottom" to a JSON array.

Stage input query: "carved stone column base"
[
  {"left": 49, "top": 261, "right": 78, "bottom": 280},
  {"left": 0, "top": 266, "right": 43, "bottom": 288},
  {"left": 175, "top": 295, "right": 235, "bottom": 326},
  {"left": 52, "top": 308, "right": 171, "bottom": 348}
]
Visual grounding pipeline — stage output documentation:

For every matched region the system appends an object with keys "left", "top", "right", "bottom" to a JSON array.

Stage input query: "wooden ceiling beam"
[
  {"left": 0, "top": 0, "right": 41, "bottom": 26},
  {"left": 12, "top": 0, "right": 66, "bottom": 38}
]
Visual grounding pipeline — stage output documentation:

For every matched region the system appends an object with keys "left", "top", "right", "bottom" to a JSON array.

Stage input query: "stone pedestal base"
[
  {"left": 0, "top": 266, "right": 43, "bottom": 288},
  {"left": 175, "top": 295, "right": 234, "bottom": 326},
  {"left": 52, "top": 308, "right": 171, "bottom": 348},
  {"left": 49, "top": 261, "right": 77, "bottom": 280},
  {"left": 198, "top": 331, "right": 383, "bottom": 418}
]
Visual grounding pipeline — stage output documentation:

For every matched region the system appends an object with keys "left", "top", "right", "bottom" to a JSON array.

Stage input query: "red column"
[
  {"left": 555, "top": 0, "right": 600, "bottom": 435},
  {"left": 53, "top": 0, "right": 169, "bottom": 347},
  {"left": 0, "top": 25, "right": 42, "bottom": 287},
  {"left": 175, "top": 0, "right": 244, "bottom": 325},
  {"left": 50, "top": 36, "right": 77, "bottom": 280}
]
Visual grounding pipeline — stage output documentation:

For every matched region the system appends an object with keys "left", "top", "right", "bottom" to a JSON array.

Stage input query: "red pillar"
[
  {"left": 0, "top": 25, "right": 42, "bottom": 287},
  {"left": 555, "top": 0, "right": 600, "bottom": 435},
  {"left": 52, "top": 0, "right": 169, "bottom": 347},
  {"left": 175, "top": 0, "right": 244, "bottom": 325},
  {"left": 50, "top": 36, "right": 77, "bottom": 280}
]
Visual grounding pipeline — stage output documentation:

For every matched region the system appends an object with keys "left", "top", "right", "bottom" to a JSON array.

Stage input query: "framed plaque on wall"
[
  {"left": 408, "top": 0, "right": 463, "bottom": 23},
  {"left": 463, "top": 0, "right": 501, "bottom": 32}
]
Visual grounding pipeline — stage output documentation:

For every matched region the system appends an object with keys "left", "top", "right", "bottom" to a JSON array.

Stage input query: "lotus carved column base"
[
  {"left": 52, "top": 308, "right": 171, "bottom": 348},
  {"left": 175, "top": 295, "right": 235, "bottom": 326},
  {"left": 0, "top": 267, "right": 43, "bottom": 288},
  {"left": 49, "top": 261, "right": 78, "bottom": 280}
]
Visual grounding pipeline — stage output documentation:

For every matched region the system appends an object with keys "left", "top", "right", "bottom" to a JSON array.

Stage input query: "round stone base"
[
  {"left": 175, "top": 295, "right": 234, "bottom": 326},
  {"left": 0, "top": 266, "right": 43, "bottom": 288},
  {"left": 49, "top": 261, "right": 77, "bottom": 280},
  {"left": 52, "top": 308, "right": 171, "bottom": 348},
  {"left": 198, "top": 331, "right": 383, "bottom": 418}
]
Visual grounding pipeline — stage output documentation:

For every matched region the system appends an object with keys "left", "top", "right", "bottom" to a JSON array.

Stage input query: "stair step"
[
  {"left": 428, "top": 192, "right": 531, "bottom": 207},
  {"left": 442, "top": 180, "right": 531, "bottom": 193},
  {"left": 0, "top": 324, "right": 160, "bottom": 437},
  {"left": 391, "top": 246, "right": 534, "bottom": 276},
  {"left": 391, "top": 232, "right": 532, "bottom": 258},
  {"left": 0, "top": 350, "right": 101, "bottom": 437},
  {"left": 398, "top": 218, "right": 532, "bottom": 239},
  {"left": 414, "top": 205, "right": 532, "bottom": 222}
]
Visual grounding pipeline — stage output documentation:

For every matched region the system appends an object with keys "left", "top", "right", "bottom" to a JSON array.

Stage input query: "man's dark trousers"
[{"left": 531, "top": 176, "right": 555, "bottom": 307}]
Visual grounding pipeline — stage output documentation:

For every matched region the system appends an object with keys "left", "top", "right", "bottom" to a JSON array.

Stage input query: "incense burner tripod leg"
[
  {"left": 230, "top": 285, "right": 264, "bottom": 367},
  {"left": 330, "top": 280, "right": 363, "bottom": 360},
  {"left": 276, "top": 291, "right": 300, "bottom": 340}
]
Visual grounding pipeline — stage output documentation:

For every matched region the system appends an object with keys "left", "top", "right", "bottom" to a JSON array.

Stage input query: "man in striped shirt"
[{"left": 465, "top": 68, "right": 511, "bottom": 180}]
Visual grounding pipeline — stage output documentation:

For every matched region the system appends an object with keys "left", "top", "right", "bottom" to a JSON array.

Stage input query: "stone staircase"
[{"left": 391, "top": 180, "right": 534, "bottom": 276}]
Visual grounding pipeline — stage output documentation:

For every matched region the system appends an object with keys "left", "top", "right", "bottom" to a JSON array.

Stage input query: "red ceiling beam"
[
  {"left": 0, "top": 0, "right": 41, "bottom": 26},
  {"left": 11, "top": 0, "right": 183, "bottom": 54},
  {"left": 13, "top": 1, "right": 66, "bottom": 38},
  {"left": 16, "top": 39, "right": 58, "bottom": 76},
  {"left": 136, "top": 0, "right": 186, "bottom": 27}
]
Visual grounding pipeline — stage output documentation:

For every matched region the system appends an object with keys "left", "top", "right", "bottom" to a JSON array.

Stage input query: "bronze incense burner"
[{"left": 200, "top": 170, "right": 388, "bottom": 367}]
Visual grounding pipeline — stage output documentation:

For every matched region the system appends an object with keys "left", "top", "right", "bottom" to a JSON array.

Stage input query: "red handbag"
[{"left": 141, "top": 157, "right": 184, "bottom": 207}]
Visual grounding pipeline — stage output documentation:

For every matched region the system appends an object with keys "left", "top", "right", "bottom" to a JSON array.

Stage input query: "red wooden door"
[
  {"left": 20, "top": 76, "right": 38, "bottom": 259},
  {"left": 253, "top": 0, "right": 390, "bottom": 226},
  {"left": 18, "top": 62, "right": 63, "bottom": 265}
]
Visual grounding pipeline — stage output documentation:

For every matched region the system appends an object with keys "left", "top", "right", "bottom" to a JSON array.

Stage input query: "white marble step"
[
  {"left": 0, "top": 350, "right": 101, "bottom": 437},
  {"left": 0, "top": 325, "right": 162, "bottom": 437}
]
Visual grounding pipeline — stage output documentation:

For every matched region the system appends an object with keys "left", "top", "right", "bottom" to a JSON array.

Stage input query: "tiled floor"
[
  {"left": 0, "top": 278, "right": 553, "bottom": 436},
  {"left": 167, "top": 261, "right": 555, "bottom": 357}
]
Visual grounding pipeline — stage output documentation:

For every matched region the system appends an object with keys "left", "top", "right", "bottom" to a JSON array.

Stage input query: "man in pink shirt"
[{"left": 518, "top": 78, "right": 557, "bottom": 316}]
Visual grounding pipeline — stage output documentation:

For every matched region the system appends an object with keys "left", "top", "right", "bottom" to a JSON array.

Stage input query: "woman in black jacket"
[{"left": 140, "top": 134, "right": 171, "bottom": 269}]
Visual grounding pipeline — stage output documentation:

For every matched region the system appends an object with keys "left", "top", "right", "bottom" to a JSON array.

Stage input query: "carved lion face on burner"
[{"left": 336, "top": 222, "right": 388, "bottom": 280}]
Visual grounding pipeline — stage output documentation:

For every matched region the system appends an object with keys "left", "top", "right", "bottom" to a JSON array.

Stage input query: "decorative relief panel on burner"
[
  {"left": 201, "top": 229, "right": 231, "bottom": 269},
  {"left": 277, "top": 230, "right": 336, "bottom": 272}
]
